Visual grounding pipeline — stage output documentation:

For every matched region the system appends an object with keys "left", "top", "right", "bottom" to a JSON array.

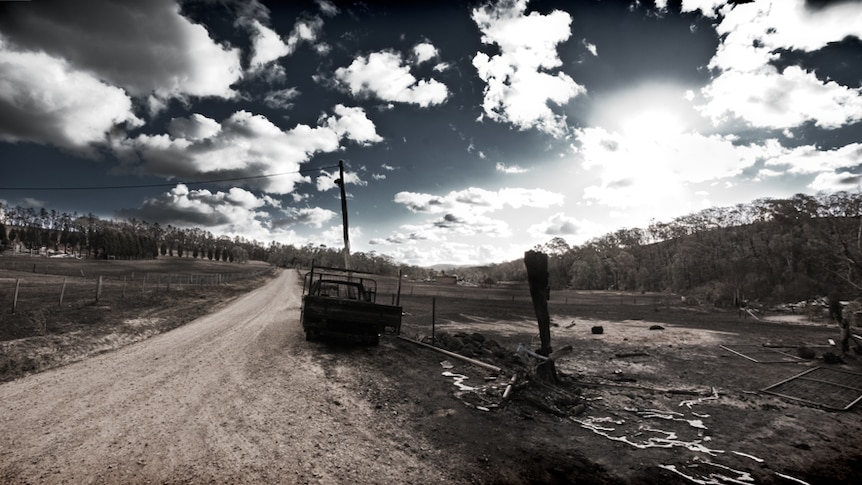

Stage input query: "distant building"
[{"left": 435, "top": 275, "right": 457, "bottom": 285}]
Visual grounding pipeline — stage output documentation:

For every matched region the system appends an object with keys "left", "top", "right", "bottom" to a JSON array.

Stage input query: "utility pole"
[{"left": 336, "top": 160, "right": 351, "bottom": 270}]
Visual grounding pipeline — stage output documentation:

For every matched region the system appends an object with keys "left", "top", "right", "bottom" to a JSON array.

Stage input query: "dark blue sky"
[{"left": 1, "top": 0, "right": 861, "bottom": 266}]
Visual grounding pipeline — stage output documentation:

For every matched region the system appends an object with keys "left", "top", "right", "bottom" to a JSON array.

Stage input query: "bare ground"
[{"left": 1, "top": 269, "right": 861, "bottom": 484}]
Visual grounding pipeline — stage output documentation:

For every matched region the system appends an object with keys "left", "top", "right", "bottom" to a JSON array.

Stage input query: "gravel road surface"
[{"left": 0, "top": 270, "right": 448, "bottom": 484}]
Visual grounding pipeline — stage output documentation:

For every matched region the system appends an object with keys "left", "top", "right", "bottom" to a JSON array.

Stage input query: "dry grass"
[{"left": 0, "top": 256, "right": 275, "bottom": 381}]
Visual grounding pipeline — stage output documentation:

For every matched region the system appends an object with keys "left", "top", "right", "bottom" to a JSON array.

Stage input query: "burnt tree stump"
[{"left": 524, "top": 250, "right": 558, "bottom": 383}]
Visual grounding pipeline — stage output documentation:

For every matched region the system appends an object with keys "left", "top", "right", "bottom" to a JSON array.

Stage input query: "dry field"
[
  {"left": 389, "top": 280, "right": 862, "bottom": 484},
  {"left": 0, "top": 255, "right": 274, "bottom": 380}
]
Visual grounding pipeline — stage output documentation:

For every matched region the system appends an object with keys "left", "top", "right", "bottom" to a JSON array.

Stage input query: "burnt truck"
[{"left": 300, "top": 265, "right": 402, "bottom": 345}]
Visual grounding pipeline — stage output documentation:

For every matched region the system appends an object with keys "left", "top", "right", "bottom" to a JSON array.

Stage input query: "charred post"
[{"left": 524, "top": 250, "right": 558, "bottom": 383}]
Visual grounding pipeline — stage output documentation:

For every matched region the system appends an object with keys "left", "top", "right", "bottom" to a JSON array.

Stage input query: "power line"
[{"left": 0, "top": 165, "right": 340, "bottom": 191}]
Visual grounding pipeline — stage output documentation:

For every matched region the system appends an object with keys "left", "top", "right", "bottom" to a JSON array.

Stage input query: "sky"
[{"left": 1, "top": 0, "right": 861, "bottom": 267}]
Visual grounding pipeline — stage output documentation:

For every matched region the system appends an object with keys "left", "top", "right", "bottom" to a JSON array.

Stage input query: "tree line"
[
  {"left": 266, "top": 243, "right": 406, "bottom": 276},
  {"left": 0, "top": 205, "right": 411, "bottom": 276},
  {"left": 462, "top": 192, "right": 862, "bottom": 305},
  {"left": 0, "top": 206, "right": 266, "bottom": 263}
]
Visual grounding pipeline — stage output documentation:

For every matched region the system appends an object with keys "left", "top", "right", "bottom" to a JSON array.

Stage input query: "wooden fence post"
[
  {"left": 12, "top": 279, "right": 21, "bottom": 314},
  {"left": 431, "top": 297, "right": 436, "bottom": 345},
  {"left": 122, "top": 276, "right": 127, "bottom": 299},
  {"left": 59, "top": 278, "right": 67, "bottom": 307},
  {"left": 396, "top": 269, "right": 402, "bottom": 306},
  {"left": 96, "top": 275, "right": 103, "bottom": 303}
]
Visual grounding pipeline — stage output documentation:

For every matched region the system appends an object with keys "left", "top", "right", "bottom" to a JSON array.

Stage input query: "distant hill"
[
  {"left": 427, "top": 263, "right": 470, "bottom": 272},
  {"left": 449, "top": 192, "right": 862, "bottom": 306}
]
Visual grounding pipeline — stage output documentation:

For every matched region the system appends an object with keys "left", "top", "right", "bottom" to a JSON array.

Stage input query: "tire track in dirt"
[{"left": 0, "top": 269, "right": 450, "bottom": 484}]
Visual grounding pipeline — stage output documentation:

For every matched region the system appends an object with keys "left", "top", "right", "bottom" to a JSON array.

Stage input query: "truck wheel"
[{"left": 305, "top": 330, "right": 316, "bottom": 342}]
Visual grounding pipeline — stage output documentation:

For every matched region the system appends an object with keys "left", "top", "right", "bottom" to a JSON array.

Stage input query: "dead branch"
[{"left": 397, "top": 335, "right": 502, "bottom": 373}]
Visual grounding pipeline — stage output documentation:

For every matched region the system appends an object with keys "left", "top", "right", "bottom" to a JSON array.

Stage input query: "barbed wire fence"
[{"left": 1, "top": 266, "right": 275, "bottom": 315}]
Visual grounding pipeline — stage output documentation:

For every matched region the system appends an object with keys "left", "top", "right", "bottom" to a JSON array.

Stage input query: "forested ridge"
[
  {"left": 3, "top": 191, "right": 862, "bottom": 305},
  {"left": 460, "top": 191, "right": 862, "bottom": 305}
]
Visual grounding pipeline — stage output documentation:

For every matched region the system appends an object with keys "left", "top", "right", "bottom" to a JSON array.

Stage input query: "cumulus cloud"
[
  {"left": 321, "top": 104, "right": 384, "bottom": 145},
  {"left": 117, "top": 184, "right": 270, "bottom": 229},
  {"left": 247, "top": 19, "right": 292, "bottom": 69},
  {"left": 316, "top": 168, "right": 368, "bottom": 192},
  {"left": 430, "top": 213, "right": 511, "bottom": 237},
  {"left": 0, "top": 38, "right": 142, "bottom": 150},
  {"left": 809, "top": 171, "right": 862, "bottom": 192},
  {"left": 0, "top": 0, "right": 246, "bottom": 149},
  {"left": 117, "top": 184, "right": 338, "bottom": 243},
  {"left": 577, "top": 126, "right": 862, "bottom": 223},
  {"left": 318, "top": 224, "right": 362, "bottom": 250},
  {"left": 394, "top": 187, "right": 563, "bottom": 214},
  {"left": 0, "top": 0, "right": 242, "bottom": 102},
  {"left": 700, "top": 65, "right": 862, "bottom": 130},
  {"left": 471, "top": 0, "right": 585, "bottom": 137},
  {"left": 371, "top": 239, "right": 518, "bottom": 267},
  {"left": 413, "top": 42, "right": 439, "bottom": 64},
  {"left": 697, "top": 0, "right": 862, "bottom": 130},
  {"left": 315, "top": 0, "right": 339, "bottom": 17},
  {"left": 725, "top": 138, "right": 862, "bottom": 192},
  {"left": 244, "top": 11, "right": 325, "bottom": 71},
  {"left": 263, "top": 87, "right": 300, "bottom": 109},
  {"left": 386, "top": 215, "right": 509, "bottom": 241},
  {"left": 272, "top": 206, "right": 336, "bottom": 229},
  {"left": 114, "top": 105, "right": 381, "bottom": 194},
  {"left": 167, "top": 114, "right": 221, "bottom": 141},
  {"left": 334, "top": 50, "right": 449, "bottom": 107},
  {"left": 762, "top": 142, "right": 862, "bottom": 175},
  {"left": 381, "top": 186, "right": 565, "bottom": 250},
  {"left": 527, "top": 212, "right": 580, "bottom": 237},
  {"left": 576, "top": 126, "right": 764, "bottom": 208},
  {"left": 369, "top": 231, "right": 428, "bottom": 245},
  {"left": 286, "top": 17, "right": 325, "bottom": 55},
  {"left": 496, "top": 162, "right": 529, "bottom": 174},
  {"left": 679, "top": 0, "right": 727, "bottom": 18}
]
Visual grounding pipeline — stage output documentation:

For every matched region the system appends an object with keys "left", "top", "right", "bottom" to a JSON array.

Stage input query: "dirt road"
[{"left": 0, "top": 270, "right": 450, "bottom": 484}]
